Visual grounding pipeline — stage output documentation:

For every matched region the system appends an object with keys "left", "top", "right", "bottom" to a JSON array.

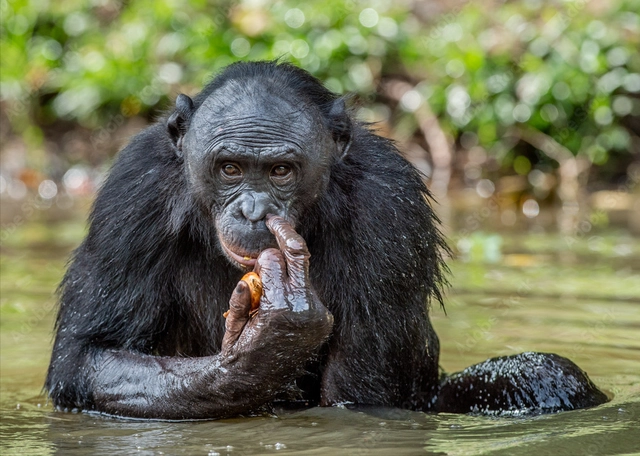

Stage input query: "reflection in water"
[
  {"left": 42, "top": 407, "right": 441, "bottom": 455},
  {"left": 1, "top": 216, "right": 639, "bottom": 455},
  {"left": 3, "top": 394, "right": 640, "bottom": 455}
]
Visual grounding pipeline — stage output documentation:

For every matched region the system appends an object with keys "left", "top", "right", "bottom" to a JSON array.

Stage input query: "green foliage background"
[{"left": 1, "top": 0, "right": 639, "bottom": 183}]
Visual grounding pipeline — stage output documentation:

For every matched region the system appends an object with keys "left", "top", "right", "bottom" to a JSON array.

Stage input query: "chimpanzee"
[{"left": 45, "top": 61, "right": 607, "bottom": 419}]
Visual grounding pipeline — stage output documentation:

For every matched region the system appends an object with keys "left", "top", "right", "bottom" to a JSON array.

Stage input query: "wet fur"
[{"left": 46, "top": 61, "right": 606, "bottom": 417}]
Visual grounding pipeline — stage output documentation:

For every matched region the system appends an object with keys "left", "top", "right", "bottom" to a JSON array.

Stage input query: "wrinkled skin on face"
[{"left": 182, "top": 80, "right": 335, "bottom": 269}]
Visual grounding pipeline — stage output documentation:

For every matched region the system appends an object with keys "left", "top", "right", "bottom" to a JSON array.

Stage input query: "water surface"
[{"left": 1, "top": 214, "right": 639, "bottom": 455}]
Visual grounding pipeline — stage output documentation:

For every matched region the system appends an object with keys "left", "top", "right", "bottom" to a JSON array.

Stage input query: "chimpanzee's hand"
[{"left": 221, "top": 215, "right": 333, "bottom": 364}]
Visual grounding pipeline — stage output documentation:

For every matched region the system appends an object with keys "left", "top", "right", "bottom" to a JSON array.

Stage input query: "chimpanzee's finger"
[
  {"left": 221, "top": 281, "right": 251, "bottom": 350},
  {"left": 265, "top": 214, "right": 310, "bottom": 290},
  {"left": 254, "top": 248, "right": 289, "bottom": 311}
]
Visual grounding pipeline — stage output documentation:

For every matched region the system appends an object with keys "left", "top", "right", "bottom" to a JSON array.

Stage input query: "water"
[{"left": 1, "top": 212, "right": 639, "bottom": 455}]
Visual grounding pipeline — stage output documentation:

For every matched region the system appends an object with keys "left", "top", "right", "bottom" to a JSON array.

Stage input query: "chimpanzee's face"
[{"left": 181, "top": 79, "right": 336, "bottom": 269}]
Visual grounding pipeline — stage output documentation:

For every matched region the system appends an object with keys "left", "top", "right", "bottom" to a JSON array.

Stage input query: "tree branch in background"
[
  {"left": 382, "top": 79, "right": 453, "bottom": 227},
  {"left": 506, "top": 125, "right": 592, "bottom": 234}
]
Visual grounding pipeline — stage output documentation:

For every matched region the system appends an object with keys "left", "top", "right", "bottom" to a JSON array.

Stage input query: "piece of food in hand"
[
  {"left": 243, "top": 272, "right": 263, "bottom": 313},
  {"left": 223, "top": 272, "right": 263, "bottom": 318}
]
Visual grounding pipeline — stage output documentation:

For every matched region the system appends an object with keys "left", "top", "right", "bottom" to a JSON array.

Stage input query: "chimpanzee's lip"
[{"left": 219, "top": 240, "right": 257, "bottom": 268}]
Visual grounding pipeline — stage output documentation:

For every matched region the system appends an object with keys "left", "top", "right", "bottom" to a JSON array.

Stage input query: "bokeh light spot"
[
  {"left": 359, "top": 9, "right": 379, "bottom": 28},
  {"left": 284, "top": 8, "right": 305, "bottom": 29},
  {"left": 522, "top": 199, "right": 539, "bottom": 218}
]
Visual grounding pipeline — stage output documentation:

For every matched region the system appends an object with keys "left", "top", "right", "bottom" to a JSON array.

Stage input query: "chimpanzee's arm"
[
  {"left": 84, "top": 349, "right": 258, "bottom": 419},
  {"left": 65, "top": 277, "right": 327, "bottom": 419},
  {"left": 79, "top": 308, "right": 327, "bottom": 419}
]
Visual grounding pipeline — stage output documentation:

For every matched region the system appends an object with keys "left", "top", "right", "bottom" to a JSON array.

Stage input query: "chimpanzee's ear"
[
  {"left": 326, "top": 98, "right": 352, "bottom": 161},
  {"left": 167, "top": 94, "right": 195, "bottom": 156}
]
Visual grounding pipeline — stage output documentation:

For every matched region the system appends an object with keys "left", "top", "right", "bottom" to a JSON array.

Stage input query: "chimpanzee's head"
[{"left": 166, "top": 62, "right": 351, "bottom": 269}]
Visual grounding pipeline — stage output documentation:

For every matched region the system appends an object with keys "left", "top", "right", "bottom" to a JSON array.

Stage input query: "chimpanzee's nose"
[{"left": 240, "top": 192, "right": 273, "bottom": 223}]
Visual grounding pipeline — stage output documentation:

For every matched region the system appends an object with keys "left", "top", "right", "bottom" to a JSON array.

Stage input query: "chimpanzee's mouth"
[{"left": 219, "top": 240, "right": 258, "bottom": 268}]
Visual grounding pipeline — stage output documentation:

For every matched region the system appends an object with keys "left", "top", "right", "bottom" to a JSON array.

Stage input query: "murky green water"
[{"left": 1, "top": 210, "right": 639, "bottom": 455}]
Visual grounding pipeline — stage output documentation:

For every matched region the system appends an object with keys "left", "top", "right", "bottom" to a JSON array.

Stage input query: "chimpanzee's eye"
[
  {"left": 221, "top": 163, "right": 242, "bottom": 177},
  {"left": 271, "top": 164, "right": 292, "bottom": 179}
]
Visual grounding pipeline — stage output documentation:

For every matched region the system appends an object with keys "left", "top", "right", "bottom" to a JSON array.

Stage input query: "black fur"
[{"left": 45, "top": 61, "right": 606, "bottom": 419}]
